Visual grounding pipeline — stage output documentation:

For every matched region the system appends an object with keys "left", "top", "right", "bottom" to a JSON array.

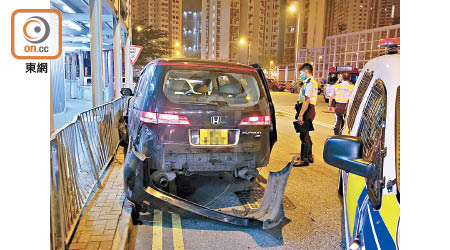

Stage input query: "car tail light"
[
  {"left": 139, "top": 111, "right": 191, "bottom": 125},
  {"left": 238, "top": 115, "right": 271, "bottom": 126}
]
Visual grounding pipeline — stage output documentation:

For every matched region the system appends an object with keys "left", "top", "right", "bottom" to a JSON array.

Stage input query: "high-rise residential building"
[
  {"left": 278, "top": 0, "right": 326, "bottom": 64},
  {"left": 200, "top": 0, "right": 283, "bottom": 64},
  {"left": 182, "top": 0, "right": 202, "bottom": 58},
  {"left": 131, "top": 0, "right": 183, "bottom": 57},
  {"left": 131, "top": 0, "right": 149, "bottom": 26},
  {"left": 200, "top": 0, "right": 242, "bottom": 62},
  {"left": 241, "top": 0, "right": 282, "bottom": 64},
  {"left": 376, "top": 0, "right": 400, "bottom": 27},
  {"left": 324, "top": 0, "right": 400, "bottom": 37}
]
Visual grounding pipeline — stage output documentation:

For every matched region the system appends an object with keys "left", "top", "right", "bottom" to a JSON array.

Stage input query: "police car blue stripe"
[
  {"left": 367, "top": 201, "right": 397, "bottom": 249},
  {"left": 352, "top": 187, "right": 397, "bottom": 250},
  {"left": 361, "top": 211, "right": 380, "bottom": 250}
]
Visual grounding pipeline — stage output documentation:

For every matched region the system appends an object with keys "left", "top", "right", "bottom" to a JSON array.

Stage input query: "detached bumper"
[{"left": 127, "top": 147, "right": 293, "bottom": 229}]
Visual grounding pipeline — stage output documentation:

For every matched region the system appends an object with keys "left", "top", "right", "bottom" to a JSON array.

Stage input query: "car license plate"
[{"left": 199, "top": 129, "right": 228, "bottom": 145}]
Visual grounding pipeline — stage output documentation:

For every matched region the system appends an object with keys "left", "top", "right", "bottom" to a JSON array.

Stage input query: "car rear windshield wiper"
[
  {"left": 209, "top": 100, "right": 228, "bottom": 106},
  {"left": 178, "top": 101, "right": 219, "bottom": 106}
]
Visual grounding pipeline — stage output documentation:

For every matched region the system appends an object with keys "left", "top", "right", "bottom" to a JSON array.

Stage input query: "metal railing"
[{"left": 50, "top": 97, "right": 124, "bottom": 249}]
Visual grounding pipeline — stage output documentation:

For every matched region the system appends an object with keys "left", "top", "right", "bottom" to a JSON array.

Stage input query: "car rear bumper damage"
[{"left": 126, "top": 146, "right": 293, "bottom": 229}]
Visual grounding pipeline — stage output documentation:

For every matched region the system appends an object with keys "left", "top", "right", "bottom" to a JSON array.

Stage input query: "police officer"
[
  {"left": 328, "top": 72, "right": 354, "bottom": 135},
  {"left": 294, "top": 63, "right": 318, "bottom": 167}
]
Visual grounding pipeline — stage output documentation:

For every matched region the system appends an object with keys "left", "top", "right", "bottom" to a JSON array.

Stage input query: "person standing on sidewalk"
[
  {"left": 328, "top": 72, "right": 354, "bottom": 135},
  {"left": 293, "top": 63, "right": 318, "bottom": 167}
]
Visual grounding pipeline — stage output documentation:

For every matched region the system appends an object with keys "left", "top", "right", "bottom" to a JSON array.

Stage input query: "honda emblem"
[{"left": 211, "top": 116, "right": 222, "bottom": 125}]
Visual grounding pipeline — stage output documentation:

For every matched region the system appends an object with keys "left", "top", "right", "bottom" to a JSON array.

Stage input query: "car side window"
[
  {"left": 135, "top": 69, "right": 148, "bottom": 98},
  {"left": 357, "top": 79, "right": 387, "bottom": 210},
  {"left": 145, "top": 64, "right": 156, "bottom": 95},
  {"left": 134, "top": 64, "right": 157, "bottom": 108}
]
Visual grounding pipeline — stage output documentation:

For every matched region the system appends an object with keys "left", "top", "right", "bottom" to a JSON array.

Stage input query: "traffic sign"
[{"left": 130, "top": 45, "right": 143, "bottom": 65}]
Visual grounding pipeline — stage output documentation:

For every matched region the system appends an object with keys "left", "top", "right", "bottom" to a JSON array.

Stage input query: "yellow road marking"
[
  {"left": 172, "top": 214, "right": 185, "bottom": 250},
  {"left": 169, "top": 181, "right": 185, "bottom": 250},
  {"left": 152, "top": 209, "right": 163, "bottom": 250}
]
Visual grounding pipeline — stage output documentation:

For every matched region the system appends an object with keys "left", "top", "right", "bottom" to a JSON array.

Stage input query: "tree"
[{"left": 132, "top": 26, "right": 171, "bottom": 66}]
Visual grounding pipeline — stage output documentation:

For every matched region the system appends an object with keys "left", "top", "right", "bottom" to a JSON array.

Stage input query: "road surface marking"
[
  {"left": 169, "top": 181, "right": 185, "bottom": 250},
  {"left": 172, "top": 214, "right": 185, "bottom": 250},
  {"left": 152, "top": 209, "right": 163, "bottom": 250},
  {"left": 313, "top": 120, "right": 335, "bottom": 129}
]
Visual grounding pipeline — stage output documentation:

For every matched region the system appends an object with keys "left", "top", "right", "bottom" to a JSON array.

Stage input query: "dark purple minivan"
[{"left": 121, "top": 58, "right": 277, "bottom": 189}]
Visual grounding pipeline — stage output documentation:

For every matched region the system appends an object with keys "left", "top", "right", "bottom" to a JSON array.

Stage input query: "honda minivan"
[{"left": 121, "top": 59, "right": 277, "bottom": 188}]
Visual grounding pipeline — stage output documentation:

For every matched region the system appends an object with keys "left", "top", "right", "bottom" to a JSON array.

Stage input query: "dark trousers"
[
  {"left": 334, "top": 103, "right": 347, "bottom": 135},
  {"left": 295, "top": 103, "right": 315, "bottom": 159}
]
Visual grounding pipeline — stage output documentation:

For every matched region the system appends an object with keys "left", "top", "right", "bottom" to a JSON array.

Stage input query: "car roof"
[{"left": 153, "top": 58, "right": 256, "bottom": 70}]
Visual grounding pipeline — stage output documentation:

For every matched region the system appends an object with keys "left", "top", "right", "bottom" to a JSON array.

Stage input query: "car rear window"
[{"left": 162, "top": 69, "right": 261, "bottom": 107}]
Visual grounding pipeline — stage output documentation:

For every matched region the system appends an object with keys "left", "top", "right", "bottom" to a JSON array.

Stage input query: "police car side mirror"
[
  {"left": 121, "top": 88, "right": 133, "bottom": 96},
  {"left": 323, "top": 136, "right": 371, "bottom": 178}
]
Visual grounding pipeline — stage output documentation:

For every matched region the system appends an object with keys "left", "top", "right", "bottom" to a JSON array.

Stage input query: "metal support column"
[
  {"left": 107, "top": 50, "right": 114, "bottom": 102},
  {"left": 70, "top": 53, "right": 77, "bottom": 99},
  {"left": 50, "top": 76, "right": 54, "bottom": 134},
  {"left": 294, "top": 10, "right": 301, "bottom": 79},
  {"left": 356, "top": 34, "right": 361, "bottom": 69},
  {"left": 78, "top": 50, "right": 84, "bottom": 98},
  {"left": 323, "top": 40, "right": 328, "bottom": 78},
  {"left": 285, "top": 65, "right": 288, "bottom": 81},
  {"left": 124, "top": 34, "right": 132, "bottom": 88},
  {"left": 370, "top": 31, "right": 374, "bottom": 59},
  {"left": 333, "top": 37, "right": 337, "bottom": 67},
  {"left": 113, "top": 20, "right": 122, "bottom": 99},
  {"left": 90, "top": 0, "right": 104, "bottom": 107},
  {"left": 344, "top": 36, "right": 348, "bottom": 65}
]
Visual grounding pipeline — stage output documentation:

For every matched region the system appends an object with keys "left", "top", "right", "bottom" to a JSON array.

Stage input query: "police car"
[{"left": 323, "top": 38, "right": 400, "bottom": 250}]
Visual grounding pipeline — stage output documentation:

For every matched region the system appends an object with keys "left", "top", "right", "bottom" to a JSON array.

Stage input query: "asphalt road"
[{"left": 127, "top": 91, "right": 345, "bottom": 250}]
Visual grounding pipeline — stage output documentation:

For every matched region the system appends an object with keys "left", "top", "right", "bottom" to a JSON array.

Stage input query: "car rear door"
[{"left": 250, "top": 64, "right": 277, "bottom": 150}]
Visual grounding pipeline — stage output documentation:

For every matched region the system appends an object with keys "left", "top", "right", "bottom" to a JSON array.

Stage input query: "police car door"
[{"left": 345, "top": 77, "right": 398, "bottom": 250}]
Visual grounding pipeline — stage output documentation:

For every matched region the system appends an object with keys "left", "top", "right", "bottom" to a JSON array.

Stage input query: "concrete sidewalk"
[{"left": 68, "top": 147, "right": 132, "bottom": 250}]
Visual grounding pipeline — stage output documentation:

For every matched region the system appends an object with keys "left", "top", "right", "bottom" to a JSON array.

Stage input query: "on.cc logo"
[{"left": 23, "top": 16, "right": 50, "bottom": 44}]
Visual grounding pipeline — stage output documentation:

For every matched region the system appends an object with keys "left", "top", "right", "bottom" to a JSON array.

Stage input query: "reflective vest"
[
  {"left": 298, "top": 78, "right": 318, "bottom": 105},
  {"left": 334, "top": 81, "right": 354, "bottom": 103}
]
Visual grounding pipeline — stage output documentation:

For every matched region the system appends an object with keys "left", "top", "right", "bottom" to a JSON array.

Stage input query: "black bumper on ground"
[{"left": 126, "top": 145, "right": 293, "bottom": 229}]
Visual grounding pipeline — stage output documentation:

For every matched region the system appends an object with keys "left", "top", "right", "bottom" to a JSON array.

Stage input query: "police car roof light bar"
[{"left": 378, "top": 38, "right": 400, "bottom": 48}]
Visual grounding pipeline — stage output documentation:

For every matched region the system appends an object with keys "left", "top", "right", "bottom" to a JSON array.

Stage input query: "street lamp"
[
  {"left": 239, "top": 38, "right": 250, "bottom": 64},
  {"left": 136, "top": 26, "right": 143, "bottom": 32},
  {"left": 289, "top": 5, "right": 296, "bottom": 12},
  {"left": 288, "top": 2, "right": 301, "bottom": 79},
  {"left": 175, "top": 41, "right": 180, "bottom": 47}
]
